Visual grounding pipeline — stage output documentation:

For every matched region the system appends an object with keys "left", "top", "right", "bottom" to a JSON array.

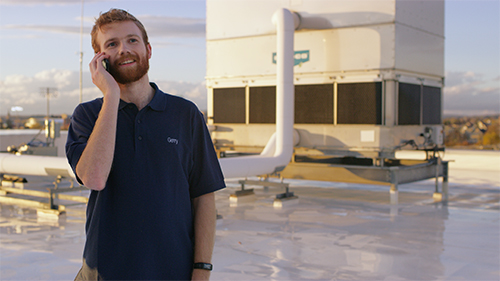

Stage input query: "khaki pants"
[{"left": 74, "top": 259, "right": 102, "bottom": 281}]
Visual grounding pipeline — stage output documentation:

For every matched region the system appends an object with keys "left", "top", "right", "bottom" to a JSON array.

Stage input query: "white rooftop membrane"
[{"left": 0, "top": 149, "right": 498, "bottom": 280}]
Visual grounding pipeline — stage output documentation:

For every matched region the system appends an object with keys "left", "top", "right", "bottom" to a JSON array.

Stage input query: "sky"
[{"left": 0, "top": 0, "right": 499, "bottom": 117}]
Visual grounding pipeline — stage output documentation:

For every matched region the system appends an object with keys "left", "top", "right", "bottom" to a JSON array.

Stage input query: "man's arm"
[
  {"left": 76, "top": 52, "right": 120, "bottom": 191},
  {"left": 191, "top": 192, "right": 217, "bottom": 281}
]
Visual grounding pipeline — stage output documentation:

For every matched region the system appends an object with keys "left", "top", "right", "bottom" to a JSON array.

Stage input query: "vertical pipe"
[{"left": 272, "top": 8, "right": 294, "bottom": 158}]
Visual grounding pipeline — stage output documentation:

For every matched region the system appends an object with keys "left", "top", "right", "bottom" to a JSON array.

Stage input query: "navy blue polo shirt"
[{"left": 66, "top": 83, "right": 225, "bottom": 280}]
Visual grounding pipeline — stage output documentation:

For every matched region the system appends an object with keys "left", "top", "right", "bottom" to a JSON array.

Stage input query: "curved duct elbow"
[
  {"left": 284, "top": 10, "right": 333, "bottom": 31},
  {"left": 260, "top": 130, "right": 301, "bottom": 157},
  {"left": 218, "top": 8, "right": 295, "bottom": 179}
]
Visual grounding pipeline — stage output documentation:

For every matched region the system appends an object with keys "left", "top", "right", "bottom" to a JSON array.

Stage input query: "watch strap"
[{"left": 193, "top": 262, "right": 213, "bottom": 271}]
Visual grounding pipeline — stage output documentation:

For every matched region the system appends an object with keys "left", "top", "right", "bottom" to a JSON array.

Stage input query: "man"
[{"left": 66, "top": 9, "right": 225, "bottom": 281}]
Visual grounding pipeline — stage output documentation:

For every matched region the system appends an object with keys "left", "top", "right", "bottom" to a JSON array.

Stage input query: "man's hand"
[{"left": 89, "top": 52, "right": 120, "bottom": 100}]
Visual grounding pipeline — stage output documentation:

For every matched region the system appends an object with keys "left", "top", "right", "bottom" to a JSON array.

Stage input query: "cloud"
[
  {"left": 443, "top": 71, "right": 500, "bottom": 116},
  {"left": 0, "top": 69, "right": 207, "bottom": 116},
  {"left": 0, "top": 69, "right": 98, "bottom": 116},
  {"left": 2, "top": 15, "right": 205, "bottom": 38}
]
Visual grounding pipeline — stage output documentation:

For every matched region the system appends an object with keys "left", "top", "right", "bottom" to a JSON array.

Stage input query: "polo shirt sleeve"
[
  {"left": 65, "top": 101, "right": 100, "bottom": 185},
  {"left": 188, "top": 108, "right": 225, "bottom": 198}
]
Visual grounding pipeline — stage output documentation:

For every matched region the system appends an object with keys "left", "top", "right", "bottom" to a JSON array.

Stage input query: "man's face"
[{"left": 96, "top": 21, "right": 151, "bottom": 84}]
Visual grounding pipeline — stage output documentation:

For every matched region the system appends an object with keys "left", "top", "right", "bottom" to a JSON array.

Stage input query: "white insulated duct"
[
  {"left": 218, "top": 8, "right": 296, "bottom": 179},
  {"left": 0, "top": 153, "right": 75, "bottom": 178}
]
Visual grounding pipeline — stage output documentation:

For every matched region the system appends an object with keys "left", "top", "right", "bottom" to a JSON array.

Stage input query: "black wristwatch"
[{"left": 193, "top": 262, "right": 213, "bottom": 271}]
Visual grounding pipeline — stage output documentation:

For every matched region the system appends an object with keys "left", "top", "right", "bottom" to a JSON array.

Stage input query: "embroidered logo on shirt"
[{"left": 167, "top": 137, "right": 178, "bottom": 145}]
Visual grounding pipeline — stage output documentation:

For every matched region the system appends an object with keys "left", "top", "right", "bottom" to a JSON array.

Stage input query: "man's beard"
[{"left": 109, "top": 53, "right": 149, "bottom": 85}]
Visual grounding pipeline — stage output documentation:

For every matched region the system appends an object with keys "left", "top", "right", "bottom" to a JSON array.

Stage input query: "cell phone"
[{"left": 102, "top": 59, "right": 110, "bottom": 72}]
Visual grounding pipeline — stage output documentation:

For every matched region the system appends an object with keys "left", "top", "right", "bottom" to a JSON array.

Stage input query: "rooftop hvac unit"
[{"left": 206, "top": 0, "right": 449, "bottom": 202}]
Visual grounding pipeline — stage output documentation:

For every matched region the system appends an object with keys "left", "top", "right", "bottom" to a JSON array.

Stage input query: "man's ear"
[{"left": 147, "top": 43, "right": 152, "bottom": 59}]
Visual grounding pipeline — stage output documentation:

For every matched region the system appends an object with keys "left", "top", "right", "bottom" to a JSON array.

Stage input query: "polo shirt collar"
[
  {"left": 147, "top": 83, "right": 167, "bottom": 111},
  {"left": 118, "top": 82, "right": 167, "bottom": 112}
]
